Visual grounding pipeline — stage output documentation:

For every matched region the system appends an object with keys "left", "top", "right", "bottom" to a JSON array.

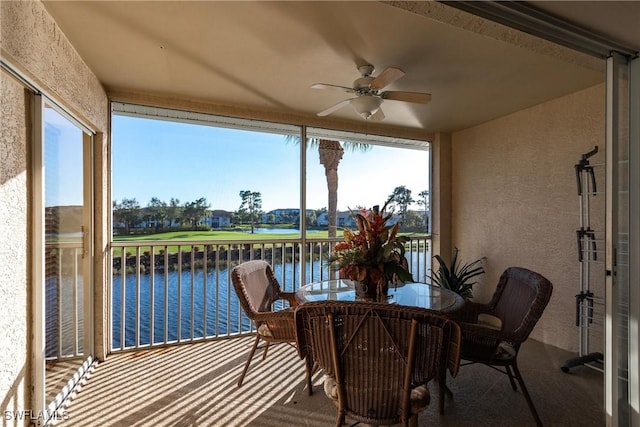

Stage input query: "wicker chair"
[
  {"left": 295, "top": 301, "right": 461, "bottom": 427},
  {"left": 231, "top": 260, "right": 313, "bottom": 394},
  {"left": 454, "top": 267, "right": 553, "bottom": 427}
]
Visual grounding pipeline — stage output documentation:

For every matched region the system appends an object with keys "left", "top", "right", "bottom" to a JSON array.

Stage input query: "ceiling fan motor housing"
[
  {"left": 358, "top": 64, "right": 375, "bottom": 76},
  {"left": 353, "top": 76, "right": 376, "bottom": 94}
]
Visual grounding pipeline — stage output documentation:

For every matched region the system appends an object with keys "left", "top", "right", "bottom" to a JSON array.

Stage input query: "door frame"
[
  {"left": 605, "top": 52, "right": 640, "bottom": 427},
  {"left": 31, "top": 94, "right": 95, "bottom": 425},
  {"left": 626, "top": 55, "right": 640, "bottom": 427}
]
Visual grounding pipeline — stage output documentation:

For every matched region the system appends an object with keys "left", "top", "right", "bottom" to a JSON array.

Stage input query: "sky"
[
  {"left": 47, "top": 112, "right": 430, "bottom": 212},
  {"left": 44, "top": 107, "right": 84, "bottom": 207}
]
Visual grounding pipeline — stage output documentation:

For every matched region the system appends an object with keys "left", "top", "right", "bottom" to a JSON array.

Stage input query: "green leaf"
[{"left": 429, "top": 247, "right": 485, "bottom": 299}]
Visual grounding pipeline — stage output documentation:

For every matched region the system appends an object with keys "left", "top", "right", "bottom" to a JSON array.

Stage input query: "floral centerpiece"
[{"left": 328, "top": 199, "right": 414, "bottom": 300}]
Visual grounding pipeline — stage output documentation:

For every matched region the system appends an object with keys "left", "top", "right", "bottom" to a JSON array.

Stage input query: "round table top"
[{"left": 295, "top": 279, "right": 464, "bottom": 313}]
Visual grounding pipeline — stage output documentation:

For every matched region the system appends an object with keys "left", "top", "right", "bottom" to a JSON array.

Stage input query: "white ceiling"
[{"left": 42, "top": 1, "right": 638, "bottom": 134}]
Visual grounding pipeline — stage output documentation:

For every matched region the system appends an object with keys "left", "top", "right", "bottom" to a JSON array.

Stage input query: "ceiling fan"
[{"left": 311, "top": 64, "right": 431, "bottom": 121}]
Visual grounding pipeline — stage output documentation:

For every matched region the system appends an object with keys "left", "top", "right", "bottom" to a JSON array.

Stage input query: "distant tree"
[
  {"left": 416, "top": 190, "right": 430, "bottom": 232},
  {"left": 403, "top": 210, "right": 423, "bottom": 231},
  {"left": 306, "top": 210, "right": 317, "bottom": 227},
  {"left": 238, "top": 190, "right": 262, "bottom": 233},
  {"left": 148, "top": 197, "right": 168, "bottom": 230},
  {"left": 167, "top": 198, "right": 181, "bottom": 229},
  {"left": 230, "top": 211, "right": 241, "bottom": 226},
  {"left": 113, "top": 198, "right": 141, "bottom": 234},
  {"left": 388, "top": 186, "right": 414, "bottom": 223},
  {"left": 182, "top": 197, "right": 210, "bottom": 229},
  {"left": 282, "top": 212, "right": 294, "bottom": 224},
  {"left": 112, "top": 201, "right": 121, "bottom": 231},
  {"left": 142, "top": 211, "right": 153, "bottom": 229}
]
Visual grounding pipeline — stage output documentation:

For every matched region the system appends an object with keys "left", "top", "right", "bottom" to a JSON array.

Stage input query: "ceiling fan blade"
[
  {"left": 381, "top": 91, "right": 432, "bottom": 104},
  {"left": 317, "top": 99, "right": 352, "bottom": 116},
  {"left": 368, "top": 108, "right": 385, "bottom": 121},
  {"left": 370, "top": 67, "right": 405, "bottom": 90},
  {"left": 311, "top": 83, "right": 355, "bottom": 93}
]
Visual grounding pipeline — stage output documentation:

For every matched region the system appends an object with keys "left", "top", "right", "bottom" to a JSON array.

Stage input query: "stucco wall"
[
  {"left": 1, "top": 0, "right": 108, "bottom": 421},
  {"left": 451, "top": 83, "right": 605, "bottom": 352},
  {"left": 0, "top": 71, "right": 31, "bottom": 427}
]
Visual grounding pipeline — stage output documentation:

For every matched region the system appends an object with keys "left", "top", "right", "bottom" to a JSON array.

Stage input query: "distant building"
[
  {"left": 317, "top": 210, "right": 403, "bottom": 228},
  {"left": 262, "top": 208, "right": 315, "bottom": 224},
  {"left": 202, "top": 210, "right": 231, "bottom": 228},
  {"left": 317, "top": 211, "right": 357, "bottom": 228}
]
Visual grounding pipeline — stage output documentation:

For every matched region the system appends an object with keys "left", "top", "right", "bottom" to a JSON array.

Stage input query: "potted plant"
[
  {"left": 328, "top": 198, "right": 413, "bottom": 300},
  {"left": 430, "top": 247, "right": 485, "bottom": 299}
]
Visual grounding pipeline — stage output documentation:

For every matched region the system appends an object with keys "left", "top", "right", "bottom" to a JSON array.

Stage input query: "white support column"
[
  {"left": 629, "top": 56, "right": 640, "bottom": 427},
  {"left": 300, "top": 126, "right": 307, "bottom": 287},
  {"left": 31, "top": 94, "right": 46, "bottom": 425}
]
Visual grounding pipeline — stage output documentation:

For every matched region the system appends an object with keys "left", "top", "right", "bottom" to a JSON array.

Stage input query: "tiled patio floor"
[{"left": 55, "top": 336, "right": 603, "bottom": 426}]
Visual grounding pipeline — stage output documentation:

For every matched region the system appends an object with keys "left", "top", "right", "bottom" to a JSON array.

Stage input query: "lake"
[
  {"left": 110, "top": 260, "right": 328, "bottom": 349},
  {"left": 45, "top": 253, "right": 430, "bottom": 354}
]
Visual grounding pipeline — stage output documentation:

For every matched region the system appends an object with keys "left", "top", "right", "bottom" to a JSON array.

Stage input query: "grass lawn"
[
  {"left": 113, "top": 229, "right": 336, "bottom": 241},
  {"left": 111, "top": 229, "right": 340, "bottom": 257}
]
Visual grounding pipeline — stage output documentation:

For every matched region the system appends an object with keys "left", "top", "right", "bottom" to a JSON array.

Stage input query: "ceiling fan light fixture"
[{"left": 351, "top": 95, "right": 382, "bottom": 119}]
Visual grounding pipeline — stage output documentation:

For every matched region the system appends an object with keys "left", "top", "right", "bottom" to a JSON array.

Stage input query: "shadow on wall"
[{"left": 1, "top": 364, "right": 29, "bottom": 426}]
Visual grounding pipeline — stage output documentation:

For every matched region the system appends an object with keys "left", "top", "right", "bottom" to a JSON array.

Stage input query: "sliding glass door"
[
  {"left": 33, "top": 95, "right": 94, "bottom": 424},
  {"left": 605, "top": 53, "right": 639, "bottom": 427}
]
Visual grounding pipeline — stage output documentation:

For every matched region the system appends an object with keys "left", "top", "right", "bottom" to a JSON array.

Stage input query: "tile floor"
[{"left": 54, "top": 336, "right": 603, "bottom": 426}]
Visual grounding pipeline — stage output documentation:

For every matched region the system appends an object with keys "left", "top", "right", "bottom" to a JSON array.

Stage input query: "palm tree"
[
  {"left": 287, "top": 136, "right": 370, "bottom": 238},
  {"left": 318, "top": 139, "right": 343, "bottom": 237}
]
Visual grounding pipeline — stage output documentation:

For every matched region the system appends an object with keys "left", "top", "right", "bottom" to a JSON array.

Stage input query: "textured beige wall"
[
  {"left": 1, "top": 0, "right": 108, "bottom": 419},
  {"left": 0, "top": 71, "right": 31, "bottom": 427},
  {"left": 1, "top": 2, "right": 108, "bottom": 131},
  {"left": 451, "top": 83, "right": 605, "bottom": 352}
]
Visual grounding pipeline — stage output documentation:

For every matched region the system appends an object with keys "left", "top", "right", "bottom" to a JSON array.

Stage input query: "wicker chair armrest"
[
  {"left": 277, "top": 291, "right": 299, "bottom": 307},
  {"left": 252, "top": 308, "right": 293, "bottom": 321},
  {"left": 455, "top": 300, "right": 493, "bottom": 323},
  {"left": 253, "top": 309, "right": 296, "bottom": 340},
  {"left": 461, "top": 322, "right": 515, "bottom": 349}
]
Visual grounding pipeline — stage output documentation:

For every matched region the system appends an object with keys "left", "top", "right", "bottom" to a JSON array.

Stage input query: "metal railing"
[
  {"left": 45, "top": 242, "right": 84, "bottom": 360},
  {"left": 43, "top": 236, "right": 432, "bottom": 358},
  {"left": 109, "top": 236, "right": 432, "bottom": 352}
]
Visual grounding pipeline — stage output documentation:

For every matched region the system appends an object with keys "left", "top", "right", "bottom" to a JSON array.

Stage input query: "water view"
[
  {"left": 110, "top": 251, "right": 430, "bottom": 349},
  {"left": 44, "top": 244, "right": 431, "bottom": 355},
  {"left": 111, "top": 261, "right": 313, "bottom": 349}
]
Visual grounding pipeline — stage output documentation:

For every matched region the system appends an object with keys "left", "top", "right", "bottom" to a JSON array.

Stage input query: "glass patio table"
[{"left": 295, "top": 279, "right": 464, "bottom": 314}]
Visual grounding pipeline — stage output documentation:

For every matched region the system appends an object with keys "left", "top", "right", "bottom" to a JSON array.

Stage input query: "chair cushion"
[
  {"left": 494, "top": 341, "right": 516, "bottom": 360},
  {"left": 409, "top": 384, "right": 431, "bottom": 412},
  {"left": 324, "top": 375, "right": 339, "bottom": 401},
  {"left": 477, "top": 313, "right": 502, "bottom": 330},
  {"left": 257, "top": 323, "right": 273, "bottom": 337},
  {"left": 235, "top": 260, "right": 275, "bottom": 312},
  {"left": 322, "top": 375, "right": 430, "bottom": 413}
]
